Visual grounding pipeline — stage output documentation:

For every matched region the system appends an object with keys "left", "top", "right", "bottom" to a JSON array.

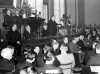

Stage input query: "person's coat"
[{"left": 0, "top": 58, "right": 14, "bottom": 74}]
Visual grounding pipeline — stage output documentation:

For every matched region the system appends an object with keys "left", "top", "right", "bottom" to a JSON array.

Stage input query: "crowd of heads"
[{"left": 1, "top": 26, "right": 100, "bottom": 60}]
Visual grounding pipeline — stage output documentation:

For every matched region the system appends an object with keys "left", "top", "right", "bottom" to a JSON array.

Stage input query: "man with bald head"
[{"left": 0, "top": 46, "right": 15, "bottom": 74}]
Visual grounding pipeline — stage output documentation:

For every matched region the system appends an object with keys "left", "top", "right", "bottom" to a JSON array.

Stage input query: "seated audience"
[{"left": 56, "top": 44, "right": 75, "bottom": 74}]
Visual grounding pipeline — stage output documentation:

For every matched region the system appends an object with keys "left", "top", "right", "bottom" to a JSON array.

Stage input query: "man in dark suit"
[
  {"left": 6, "top": 24, "right": 21, "bottom": 57},
  {"left": 47, "top": 16, "right": 57, "bottom": 36},
  {"left": 69, "top": 36, "right": 83, "bottom": 67}
]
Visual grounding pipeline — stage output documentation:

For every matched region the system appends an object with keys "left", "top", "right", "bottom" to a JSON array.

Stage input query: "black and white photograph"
[{"left": 0, "top": 0, "right": 100, "bottom": 74}]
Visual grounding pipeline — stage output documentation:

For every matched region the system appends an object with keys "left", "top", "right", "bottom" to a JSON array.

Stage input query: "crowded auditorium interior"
[{"left": 0, "top": 0, "right": 100, "bottom": 74}]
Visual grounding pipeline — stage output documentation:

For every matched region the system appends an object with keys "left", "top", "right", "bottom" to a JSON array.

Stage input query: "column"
[
  {"left": 78, "top": 0, "right": 85, "bottom": 28},
  {"left": 64, "top": 0, "right": 67, "bottom": 16},
  {"left": 43, "top": 4, "right": 48, "bottom": 23},
  {"left": 67, "top": 0, "right": 76, "bottom": 24},
  {"left": 75, "top": 0, "right": 78, "bottom": 32},
  {"left": 21, "top": 0, "right": 23, "bottom": 8},
  {"left": 48, "top": 0, "right": 54, "bottom": 19},
  {"left": 16, "top": 0, "right": 22, "bottom": 8},
  {"left": 60, "top": 0, "right": 65, "bottom": 18},
  {"left": 54, "top": 0, "right": 60, "bottom": 23},
  {"left": 13, "top": 0, "right": 17, "bottom": 8},
  {"left": 54, "top": 0, "right": 65, "bottom": 23},
  {"left": 0, "top": 9, "right": 3, "bottom": 29}
]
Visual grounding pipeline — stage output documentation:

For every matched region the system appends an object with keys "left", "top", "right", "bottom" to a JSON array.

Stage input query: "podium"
[{"left": 90, "top": 66, "right": 100, "bottom": 74}]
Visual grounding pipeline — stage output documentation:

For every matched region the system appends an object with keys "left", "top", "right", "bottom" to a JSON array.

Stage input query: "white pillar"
[
  {"left": 54, "top": 0, "right": 65, "bottom": 23},
  {"left": 36, "top": 0, "right": 43, "bottom": 16},
  {"left": 21, "top": 0, "right": 23, "bottom": 8},
  {"left": 13, "top": 0, "right": 17, "bottom": 8},
  {"left": 67, "top": 0, "right": 76, "bottom": 24},
  {"left": 54, "top": 0, "right": 60, "bottom": 23},
  {"left": 43, "top": 5, "right": 48, "bottom": 23},
  {"left": 60, "top": 0, "right": 65, "bottom": 18}
]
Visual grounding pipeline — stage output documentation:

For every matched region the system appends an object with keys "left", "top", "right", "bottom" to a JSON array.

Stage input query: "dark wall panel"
[
  {"left": 48, "top": 0, "right": 54, "bottom": 19},
  {"left": 78, "top": 0, "right": 85, "bottom": 28},
  {"left": 0, "top": 0, "right": 13, "bottom": 8},
  {"left": 85, "top": 0, "right": 100, "bottom": 24}
]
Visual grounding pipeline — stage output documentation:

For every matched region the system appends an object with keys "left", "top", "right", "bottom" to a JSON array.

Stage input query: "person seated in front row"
[
  {"left": 63, "top": 36, "right": 69, "bottom": 46},
  {"left": 24, "top": 46, "right": 35, "bottom": 64},
  {"left": 33, "top": 46, "right": 45, "bottom": 68},
  {"left": 38, "top": 50, "right": 62, "bottom": 74},
  {"left": 56, "top": 44, "right": 75, "bottom": 74},
  {"left": 69, "top": 36, "right": 82, "bottom": 67},
  {"left": 51, "top": 39, "right": 60, "bottom": 56},
  {"left": 0, "top": 46, "right": 15, "bottom": 74},
  {"left": 77, "top": 34, "right": 86, "bottom": 52},
  {"left": 45, "top": 50, "right": 60, "bottom": 67}
]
